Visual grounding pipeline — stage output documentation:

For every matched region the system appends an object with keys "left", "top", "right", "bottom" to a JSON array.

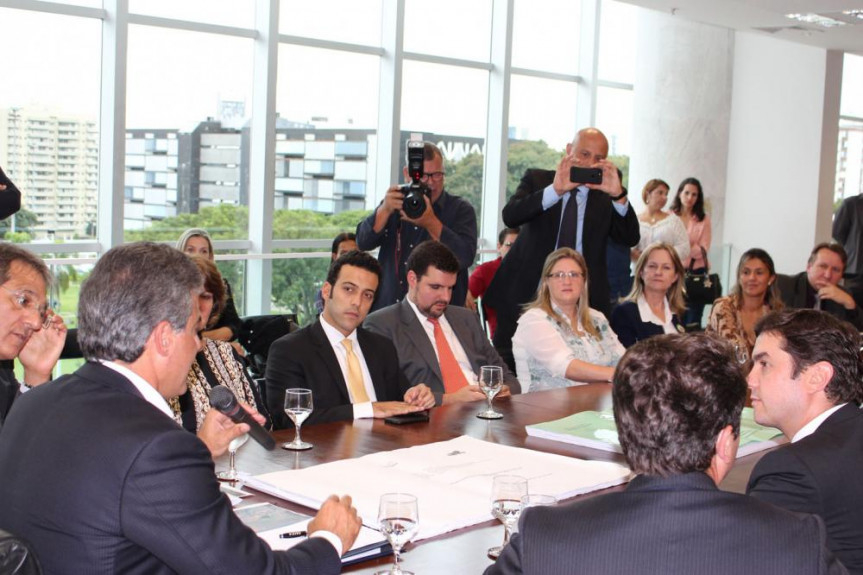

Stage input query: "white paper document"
[
  {"left": 234, "top": 502, "right": 389, "bottom": 564},
  {"left": 245, "top": 435, "right": 631, "bottom": 541}
]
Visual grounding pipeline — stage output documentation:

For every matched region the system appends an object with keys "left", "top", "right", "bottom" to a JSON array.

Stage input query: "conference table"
[{"left": 221, "top": 384, "right": 772, "bottom": 573}]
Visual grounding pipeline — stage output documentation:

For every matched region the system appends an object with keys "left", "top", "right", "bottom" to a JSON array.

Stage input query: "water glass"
[{"left": 282, "top": 388, "right": 313, "bottom": 450}]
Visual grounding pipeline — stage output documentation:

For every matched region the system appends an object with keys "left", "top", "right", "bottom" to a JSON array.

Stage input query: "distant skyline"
[{"left": 0, "top": 1, "right": 635, "bottom": 153}]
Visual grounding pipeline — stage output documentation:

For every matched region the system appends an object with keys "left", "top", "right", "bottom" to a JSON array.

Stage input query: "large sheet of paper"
[
  {"left": 245, "top": 435, "right": 631, "bottom": 541},
  {"left": 526, "top": 406, "right": 786, "bottom": 457}
]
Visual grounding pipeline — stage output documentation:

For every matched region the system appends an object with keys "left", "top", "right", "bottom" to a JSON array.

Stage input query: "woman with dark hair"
[
  {"left": 671, "top": 177, "right": 712, "bottom": 327},
  {"left": 511, "top": 248, "right": 624, "bottom": 392},
  {"left": 631, "top": 179, "right": 690, "bottom": 264},
  {"left": 611, "top": 243, "right": 686, "bottom": 348},
  {"left": 176, "top": 228, "right": 242, "bottom": 345},
  {"left": 706, "top": 248, "right": 783, "bottom": 360},
  {"left": 170, "top": 256, "right": 270, "bottom": 432}
]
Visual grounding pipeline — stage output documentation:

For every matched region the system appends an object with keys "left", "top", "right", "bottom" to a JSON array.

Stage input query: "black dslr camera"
[{"left": 400, "top": 141, "right": 430, "bottom": 219}]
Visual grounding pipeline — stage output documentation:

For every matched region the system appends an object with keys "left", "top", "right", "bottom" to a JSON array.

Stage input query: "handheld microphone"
[{"left": 209, "top": 385, "right": 276, "bottom": 451}]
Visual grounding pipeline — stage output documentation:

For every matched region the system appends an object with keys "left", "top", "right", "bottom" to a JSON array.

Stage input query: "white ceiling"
[{"left": 617, "top": 0, "right": 863, "bottom": 55}]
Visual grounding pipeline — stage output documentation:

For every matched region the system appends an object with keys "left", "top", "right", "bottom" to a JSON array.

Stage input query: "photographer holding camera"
[{"left": 357, "top": 141, "right": 477, "bottom": 312}]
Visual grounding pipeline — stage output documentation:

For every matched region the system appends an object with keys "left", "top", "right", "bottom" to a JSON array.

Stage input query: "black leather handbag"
[{"left": 684, "top": 247, "right": 722, "bottom": 306}]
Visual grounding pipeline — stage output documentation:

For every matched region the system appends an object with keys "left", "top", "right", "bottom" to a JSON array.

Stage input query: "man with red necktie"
[{"left": 365, "top": 241, "right": 520, "bottom": 405}]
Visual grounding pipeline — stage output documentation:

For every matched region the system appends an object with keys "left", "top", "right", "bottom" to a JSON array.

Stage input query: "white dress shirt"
[
  {"left": 792, "top": 403, "right": 848, "bottom": 443},
  {"left": 637, "top": 294, "right": 678, "bottom": 334},
  {"left": 319, "top": 315, "right": 377, "bottom": 419}
]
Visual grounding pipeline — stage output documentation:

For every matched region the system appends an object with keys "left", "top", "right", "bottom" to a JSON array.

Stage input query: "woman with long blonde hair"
[
  {"left": 611, "top": 242, "right": 686, "bottom": 348},
  {"left": 512, "top": 248, "right": 624, "bottom": 392}
]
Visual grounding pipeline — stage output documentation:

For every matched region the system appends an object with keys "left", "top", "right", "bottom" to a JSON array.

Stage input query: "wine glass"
[
  {"left": 216, "top": 433, "right": 248, "bottom": 482},
  {"left": 476, "top": 365, "right": 504, "bottom": 420},
  {"left": 488, "top": 475, "right": 528, "bottom": 559},
  {"left": 282, "top": 388, "right": 313, "bottom": 450},
  {"left": 375, "top": 493, "right": 419, "bottom": 575},
  {"left": 520, "top": 493, "right": 558, "bottom": 511}
]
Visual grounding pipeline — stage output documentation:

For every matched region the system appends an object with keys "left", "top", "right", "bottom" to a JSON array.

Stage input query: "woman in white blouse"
[
  {"left": 512, "top": 248, "right": 625, "bottom": 392},
  {"left": 610, "top": 243, "right": 686, "bottom": 348},
  {"left": 631, "top": 179, "right": 690, "bottom": 264}
]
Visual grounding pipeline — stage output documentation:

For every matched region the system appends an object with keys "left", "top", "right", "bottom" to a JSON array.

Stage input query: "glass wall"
[
  {"left": 836, "top": 54, "right": 863, "bottom": 205},
  {"left": 1, "top": 0, "right": 639, "bottom": 322},
  {"left": 0, "top": 8, "right": 101, "bottom": 243}
]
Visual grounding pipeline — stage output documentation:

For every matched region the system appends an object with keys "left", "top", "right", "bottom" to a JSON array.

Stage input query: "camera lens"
[{"left": 403, "top": 190, "right": 426, "bottom": 219}]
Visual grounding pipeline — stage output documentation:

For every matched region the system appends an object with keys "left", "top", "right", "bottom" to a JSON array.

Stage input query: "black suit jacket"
[
  {"left": 748, "top": 403, "right": 863, "bottom": 574},
  {"left": 609, "top": 300, "right": 682, "bottom": 348},
  {"left": 0, "top": 362, "right": 340, "bottom": 575},
  {"left": 776, "top": 272, "right": 863, "bottom": 329},
  {"left": 488, "top": 472, "right": 846, "bottom": 575},
  {"left": 484, "top": 168, "right": 639, "bottom": 365},
  {"left": 265, "top": 321, "right": 413, "bottom": 428}
]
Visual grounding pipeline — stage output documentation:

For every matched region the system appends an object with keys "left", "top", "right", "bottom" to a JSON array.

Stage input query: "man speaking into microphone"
[{"left": 0, "top": 242, "right": 360, "bottom": 574}]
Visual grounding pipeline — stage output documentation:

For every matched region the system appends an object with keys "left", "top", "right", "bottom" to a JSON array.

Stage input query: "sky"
[
  {"left": 0, "top": 0, "right": 636, "bottom": 153},
  {"left": 1, "top": 1, "right": 860, "bottom": 159}
]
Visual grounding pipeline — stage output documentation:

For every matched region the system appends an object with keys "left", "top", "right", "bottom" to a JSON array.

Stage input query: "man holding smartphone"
[{"left": 484, "top": 127, "right": 640, "bottom": 370}]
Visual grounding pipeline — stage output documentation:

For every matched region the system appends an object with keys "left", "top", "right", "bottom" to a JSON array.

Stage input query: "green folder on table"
[{"left": 526, "top": 407, "right": 785, "bottom": 457}]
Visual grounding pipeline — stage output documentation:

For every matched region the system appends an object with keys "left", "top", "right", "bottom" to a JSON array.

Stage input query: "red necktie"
[{"left": 427, "top": 317, "right": 470, "bottom": 393}]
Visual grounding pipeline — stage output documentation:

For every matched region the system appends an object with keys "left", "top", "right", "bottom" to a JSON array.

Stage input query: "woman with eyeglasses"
[
  {"left": 170, "top": 256, "right": 270, "bottom": 433},
  {"left": 610, "top": 242, "right": 686, "bottom": 348},
  {"left": 176, "top": 228, "right": 243, "bottom": 349},
  {"left": 511, "top": 248, "right": 624, "bottom": 392}
]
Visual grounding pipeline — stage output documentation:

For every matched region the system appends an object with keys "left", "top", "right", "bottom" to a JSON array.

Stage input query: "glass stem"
[
  {"left": 228, "top": 449, "right": 236, "bottom": 474},
  {"left": 294, "top": 425, "right": 303, "bottom": 445},
  {"left": 487, "top": 395, "right": 493, "bottom": 411},
  {"left": 502, "top": 524, "right": 512, "bottom": 547}
]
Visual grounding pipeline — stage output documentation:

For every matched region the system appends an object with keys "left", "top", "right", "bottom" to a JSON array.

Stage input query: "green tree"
[
  {"left": 505, "top": 140, "right": 564, "bottom": 199},
  {"left": 608, "top": 154, "right": 630, "bottom": 190},
  {"left": 445, "top": 152, "right": 484, "bottom": 219},
  {"left": 0, "top": 208, "right": 39, "bottom": 236},
  {"left": 126, "top": 204, "right": 371, "bottom": 325}
]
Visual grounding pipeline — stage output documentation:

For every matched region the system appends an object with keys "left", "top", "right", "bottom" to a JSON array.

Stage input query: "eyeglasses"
[
  {"left": 419, "top": 171, "right": 445, "bottom": 183},
  {"left": 1, "top": 285, "right": 50, "bottom": 327},
  {"left": 546, "top": 271, "right": 584, "bottom": 281}
]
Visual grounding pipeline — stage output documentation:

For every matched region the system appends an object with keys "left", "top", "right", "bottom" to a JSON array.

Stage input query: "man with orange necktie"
[{"left": 365, "top": 241, "right": 520, "bottom": 405}]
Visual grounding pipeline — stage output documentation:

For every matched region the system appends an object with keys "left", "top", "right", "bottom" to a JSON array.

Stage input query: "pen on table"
[{"left": 279, "top": 531, "right": 307, "bottom": 539}]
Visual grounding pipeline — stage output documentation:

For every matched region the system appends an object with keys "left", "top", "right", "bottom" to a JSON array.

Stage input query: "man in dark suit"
[
  {"left": 487, "top": 333, "right": 846, "bottom": 575},
  {"left": 747, "top": 309, "right": 863, "bottom": 574},
  {"left": 484, "top": 128, "right": 640, "bottom": 369},
  {"left": 365, "top": 241, "right": 519, "bottom": 406},
  {"left": 266, "top": 250, "right": 434, "bottom": 427},
  {"left": 775, "top": 242, "right": 863, "bottom": 329},
  {"left": 0, "top": 242, "right": 361, "bottom": 574},
  {"left": 0, "top": 242, "right": 66, "bottom": 432}
]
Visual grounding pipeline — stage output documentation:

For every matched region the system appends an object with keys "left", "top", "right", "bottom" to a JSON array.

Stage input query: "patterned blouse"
[
  {"left": 706, "top": 293, "right": 768, "bottom": 357},
  {"left": 637, "top": 213, "right": 691, "bottom": 263},
  {"left": 512, "top": 306, "right": 625, "bottom": 392},
  {"left": 170, "top": 338, "right": 265, "bottom": 432}
]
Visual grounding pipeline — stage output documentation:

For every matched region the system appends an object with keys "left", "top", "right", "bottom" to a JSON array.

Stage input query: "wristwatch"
[{"left": 611, "top": 188, "right": 628, "bottom": 201}]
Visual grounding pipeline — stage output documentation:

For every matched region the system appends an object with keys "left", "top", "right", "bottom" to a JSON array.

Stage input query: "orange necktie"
[{"left": 427, "top": 317, "right": 470, "bottom": 393}]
